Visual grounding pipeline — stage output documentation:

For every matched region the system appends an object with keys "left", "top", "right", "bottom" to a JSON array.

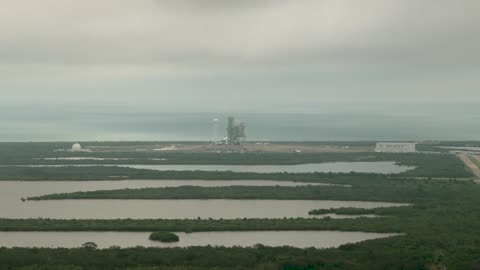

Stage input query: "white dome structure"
[{"left": 71, "top": 143, "right": 82, "bottom": 152}]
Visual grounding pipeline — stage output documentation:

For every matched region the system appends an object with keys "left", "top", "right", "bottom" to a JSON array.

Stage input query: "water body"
[
  {"left": 2, "top": 199, "right": 406, "bottom": 219},
  {"left": 0, "top": 181, "right": 406, "bottom": 219},
  {"left": 17, "top": 161, "right": 414, "bottom": 174},
  {"left": 0, "top": 179, "right": 332, "bottom": 196},
  {"left": 119, "top": 162, "right": 412, "bottom": 174},
  {"left": 0, "top": 231, "right": 400, "bottom": 249}
]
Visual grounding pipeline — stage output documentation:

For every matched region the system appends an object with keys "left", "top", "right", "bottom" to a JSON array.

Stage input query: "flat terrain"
[
  {"left": 1, "top": 141, "right": 480, "bottom": 269},
  {"left": 85, "top": 142, "right": 373, "bottom": 153}
]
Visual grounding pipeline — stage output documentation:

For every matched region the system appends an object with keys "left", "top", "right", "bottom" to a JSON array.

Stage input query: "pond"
[{"left": 0, "top": 231, "right": 400, "bottom": 249}]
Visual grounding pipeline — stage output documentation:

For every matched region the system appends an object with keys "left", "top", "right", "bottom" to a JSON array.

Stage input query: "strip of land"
[
  {"left": 24, "top": 181, "right": 422, "bottom": 202},
  {"left": 0, "top": 217, "right": 403, "bottom": 233}
]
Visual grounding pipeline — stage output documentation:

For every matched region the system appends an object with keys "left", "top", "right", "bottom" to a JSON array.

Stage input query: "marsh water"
[
  {"left": 119, "top": 162, "right": 413, "bottom": 173},
  {"left": 0, "top": 180, "right": 407, "bottom": 219},
  {"left": 0, "top": 179, "right": 333, "bottom": 194},
  {"left": 0, "top": 231, "right": 400, "bottom": 249},
  {"left": 1, "top": 198, "right": 406, "bottom": 219},
  {"left": 18, "top": 161, "right": 414, "bottom": 174},
  {"left": 0, "top": 178, "right": 408, "bottom": 248}
]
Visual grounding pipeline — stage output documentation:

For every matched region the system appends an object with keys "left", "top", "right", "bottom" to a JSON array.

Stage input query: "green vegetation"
[
  {"left": 0, "top": 166, "right": 363, "bottom": 181},
  {"left": 308, "top": 207, "right": 377, "bottom": 215},
  {"left": 0, "top": 243, "right": 456, "bottom": 270},
  {"left": 26, "top": 184, "right": 408, "bottom": 201},
  {"left": 0, "top": 217, "right": 402, "bottom": 233},
  {"left": 3, "top": 174, "right": 480, "bottom": 269},
  {"left": 0, "top": 150, "right": 473, "bottom": 181},
  {"left": 1, "top": 142, "right": 480, "bottom": 269},
  {"left": 416, "top": 141, "right": 480, "bottom": 152},
  {"left": 149, "top": 232, "right": 179, "bottom": 242},
  {"left": 0, "top": 141, "right": 374, "bottom": 165},
  {"left": 82, "top": 242, "right": 98, "bottom": 250},
  {"left": 0, "top": 141, "right": 473, "bottom": 179},
  {"left": 27, "top": 176, "right": 468, "bottom": 203},
  {"left": 1, "top": 178, "right": 480, "bottom": 269}
]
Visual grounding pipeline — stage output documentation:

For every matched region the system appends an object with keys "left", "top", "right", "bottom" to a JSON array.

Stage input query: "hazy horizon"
[{"left": 1, "top": 103, "right": 478, "bottom": 142}]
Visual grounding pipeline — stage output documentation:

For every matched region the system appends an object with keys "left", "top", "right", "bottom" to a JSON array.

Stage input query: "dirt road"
[{"left": 457, "top": 153, "right": 480, "bottom": 181}]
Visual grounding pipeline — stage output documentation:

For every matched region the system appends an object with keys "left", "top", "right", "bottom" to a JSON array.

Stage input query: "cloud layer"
[{"left": 0, "top": 0, "right": 478, "bottom": 110}]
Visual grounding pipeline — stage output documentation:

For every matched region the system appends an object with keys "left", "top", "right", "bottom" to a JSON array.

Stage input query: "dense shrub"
[{"left": 149, "top": 232, "right": 179, "bottom": 242}]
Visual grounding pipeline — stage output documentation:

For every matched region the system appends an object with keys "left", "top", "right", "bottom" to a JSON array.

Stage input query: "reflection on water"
[
  {"left": 18, "top": 161, "right": 414, "bottom": 174},
  {"left": 0, "top": 181, "right": 407, "bottom": 219},
  {"left": 2, "top": 199, "right": 407, "bottom": 219},
  {"left": 0, "top": 231, "right": 400, "bottom": 249},
  {"left": 120, "top": 162, "right": 413, "bottom": 173},
  {"left": 0, "top": 179, "right": 333, "bottom": 197}
]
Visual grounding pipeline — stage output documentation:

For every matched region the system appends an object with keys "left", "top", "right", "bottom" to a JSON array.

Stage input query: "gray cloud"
[
  {"left": 0, "top": 0, "right": 478, "bottom": 110},
  {"left": 1, "top": 0, "right": 478, "bottom": 65},
  {"left": 154, "top": 0, "right": 281, "bottom": 11}
]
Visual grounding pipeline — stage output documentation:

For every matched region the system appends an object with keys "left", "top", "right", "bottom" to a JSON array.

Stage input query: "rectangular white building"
[{"left": 375, "top": 142, "right": 416, "bottom": 153}]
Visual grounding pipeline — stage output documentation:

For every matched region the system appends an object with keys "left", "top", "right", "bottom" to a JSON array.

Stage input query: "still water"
[
  {"left": 119, "top": 161, "right": 413, "bottom": 174},
  {"left": 0, "top": 179, "right": 332, "bottom": 195},
  {"left": 2, "top": 199, "right": 406, "bottom": 219},
  {"left": 22, "top": 161, "right": 414, "bottom": 174},
  {"left": 119, "top": 162, "right": 412, "bottom": 173},
  {"left": 0, "top": 231, "right": 400, "bottom": 249},
  {"left": 0, "top": 181, "right": 406, "bottom": 219}
]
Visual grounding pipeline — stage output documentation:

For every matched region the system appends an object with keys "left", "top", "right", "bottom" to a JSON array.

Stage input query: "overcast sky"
[{"left": 0, "top": 0, "right": 478, "bottom": 112}]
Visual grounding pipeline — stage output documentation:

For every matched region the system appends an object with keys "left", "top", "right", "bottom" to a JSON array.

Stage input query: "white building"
[
  {"left": 71, "top": 143, "right": 82, "bottom": 152},
  {"left": 375, "top": 142, "right": 416, "bottom": 153}
]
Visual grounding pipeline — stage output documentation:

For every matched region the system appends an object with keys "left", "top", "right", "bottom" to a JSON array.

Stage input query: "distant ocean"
[{"left": 1, "top": 104, "right": 478, "bottom": 141}]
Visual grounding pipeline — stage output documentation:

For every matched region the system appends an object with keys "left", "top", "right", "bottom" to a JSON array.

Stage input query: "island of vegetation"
[
  {"left": 308, "top": 207, "right": 377, "bottom": 215},
  {"left": 149, "top": 232, "right": 179, "bottom": 242},
  {"left": 26, "top": 174, "right": 464, "bottom": 203}
]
